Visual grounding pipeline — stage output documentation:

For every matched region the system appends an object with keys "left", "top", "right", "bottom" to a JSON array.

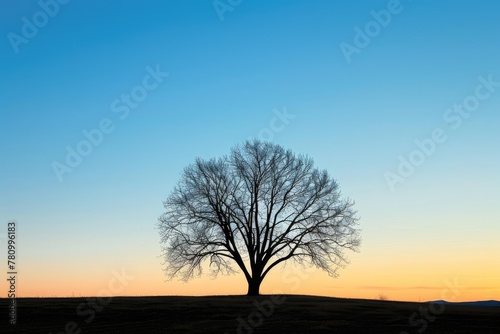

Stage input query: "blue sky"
[{"left": 1, "top": 0, "right": 499, "bottom": 300}]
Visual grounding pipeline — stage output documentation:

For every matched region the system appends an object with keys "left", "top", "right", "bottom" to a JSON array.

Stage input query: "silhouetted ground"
[{"left": 1, "top": 295, "right": 498, "bottom": 333}]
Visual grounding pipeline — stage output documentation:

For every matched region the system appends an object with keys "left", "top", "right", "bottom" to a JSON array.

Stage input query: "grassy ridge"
[{"left": 0, "top": 295, "right": 498, "bottom": 333}]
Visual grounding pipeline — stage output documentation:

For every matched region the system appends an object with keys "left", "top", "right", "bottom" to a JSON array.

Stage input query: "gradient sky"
[{"left": 1, "top": 0, "right": 499, "bottom": 302}]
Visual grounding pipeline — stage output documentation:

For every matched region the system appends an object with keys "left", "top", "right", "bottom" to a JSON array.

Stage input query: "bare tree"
[{"left": 158, "top": 140, "right": 361, "bottom": 296}]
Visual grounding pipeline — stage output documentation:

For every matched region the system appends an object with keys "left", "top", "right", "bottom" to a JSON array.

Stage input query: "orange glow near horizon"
[
  {"left": 6, "top": 211, "right": 499, "bottom": 303},
  {"left": 11, "top": 249, "right": 500, "bottom": 302}
]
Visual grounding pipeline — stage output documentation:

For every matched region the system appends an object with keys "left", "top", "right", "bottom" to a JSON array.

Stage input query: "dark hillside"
[{"left": 1, "top": 295, "right": 498, "bottom": 333}]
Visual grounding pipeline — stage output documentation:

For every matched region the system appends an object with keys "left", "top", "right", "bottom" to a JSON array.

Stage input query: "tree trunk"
[{"left": 247, "top": 277, "right": 262, "bottom": 296}]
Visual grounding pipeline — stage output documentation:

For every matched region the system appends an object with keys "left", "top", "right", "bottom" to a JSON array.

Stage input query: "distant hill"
[{"left": 431, "top": 300, "right": 500, "bottom": 307}]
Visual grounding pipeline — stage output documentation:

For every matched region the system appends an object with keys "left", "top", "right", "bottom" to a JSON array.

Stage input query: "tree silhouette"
[{"left": 158, "top": 140, "right": 361, "bottom": 295}]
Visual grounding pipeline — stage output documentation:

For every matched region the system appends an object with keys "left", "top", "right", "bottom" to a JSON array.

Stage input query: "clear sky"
[{"left": 1, "top": 0, "right": 499, "bottom": 302}]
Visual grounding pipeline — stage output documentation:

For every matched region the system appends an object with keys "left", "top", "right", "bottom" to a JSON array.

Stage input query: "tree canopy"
[{"left": 158, "top": 140, "right": 361, "bottom": 295}]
